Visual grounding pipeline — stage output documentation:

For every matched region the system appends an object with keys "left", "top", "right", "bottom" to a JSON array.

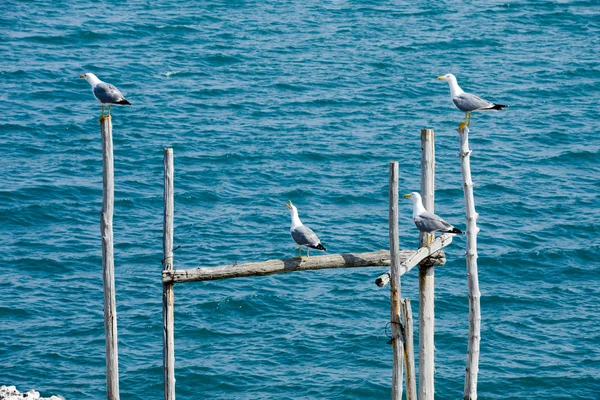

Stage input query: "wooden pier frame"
[
  {"left": 100, "top": 116, "right": 120, "bottom": 400},
  {"left": 159, "top": 136, "right": 458, "bottom": 399}
]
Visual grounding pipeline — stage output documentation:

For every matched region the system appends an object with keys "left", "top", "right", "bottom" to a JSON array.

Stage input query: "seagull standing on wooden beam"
[
  {"left": 286, "top": 200, "right": 326, "bottom": 258},
  {"left": 404, "top": 192, "right": 464, "bottom": 246}
]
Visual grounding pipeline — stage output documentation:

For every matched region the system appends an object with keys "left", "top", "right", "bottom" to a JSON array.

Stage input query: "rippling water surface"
[{"left": 1, "top": 1, "right": 599, "bottom": 399}]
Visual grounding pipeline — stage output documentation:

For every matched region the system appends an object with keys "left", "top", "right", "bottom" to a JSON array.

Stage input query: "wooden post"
[
  {"left": 419, "top": 128, "right": 435, "bottom": 400},
  {"left": 458, "top": 126, "right": 481, "bottom": 400},
  {"left": 100, "top": 116, "right": 120, "bottom": 400},
  {"left": 163, "top": 148, "right": 176, "bottom": 400},
  {"left": 388, "top": 161, "right": 403, "bottom": 400},
  {"left": 401, "top": 299, "right": 417, "bottom": 400}
]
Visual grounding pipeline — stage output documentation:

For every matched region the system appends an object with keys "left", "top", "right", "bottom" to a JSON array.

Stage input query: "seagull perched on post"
[
  {"left": 80, "top": 73, "right": 131, "bottom": 119},
  {"left": 403, "top": 192, "right": 463, "bottom": 246},
  {"left": 437, "top": 73, "right": 507, "bottom": 130},
  {"left": 286, "top": 200, "right": 326, "bottom": 258}
]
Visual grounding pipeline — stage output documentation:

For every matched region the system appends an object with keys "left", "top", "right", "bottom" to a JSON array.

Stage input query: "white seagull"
[
  {"left": 403, "top": 192, "right": 463, "bottom": 246},
  {"left": 286, "top": 200, "right": 326, "bottom": 257},
  {"left": 80, "top": 72, "right": 131, "bottom": 119},
  {"left": 438, "top": 73, "right": 507, "bottom": 129}
]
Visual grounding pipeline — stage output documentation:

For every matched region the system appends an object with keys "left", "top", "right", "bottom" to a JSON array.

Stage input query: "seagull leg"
[
  {"left": 467, "top": 112, "right": 471, "bottom": 126},
  {"left": 306, "top": 247, "right": 310, "bottom": 257},
  {"left": 298, "top": 246, "right": 302, "bottom": 258},
  {"left": 108, "top": 105, "right": 112, "bottom": 116}
]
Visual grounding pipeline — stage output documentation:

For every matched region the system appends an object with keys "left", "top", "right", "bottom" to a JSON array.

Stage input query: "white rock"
[{"left": 24, "top": 390, "right": 40, "bottom": 399}]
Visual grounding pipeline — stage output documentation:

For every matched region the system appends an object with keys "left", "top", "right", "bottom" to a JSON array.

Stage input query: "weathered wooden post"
[
  {"left": 100, "top": 116, "right": 120, "bottom": 400},
  {"left": 400, "top": 299, "right": 417, "bottom": 400},
  {"left": 388, "top": 161, "right": 403, "bottom": 400},
  {"left": 458, "top": 126, "right": 481, "bottom": 400},
  {"left": 163, "top": 148, "right": 176, "bottom": 400},
  {"left": 419, "top": 128, "right": 435, "bottom": 400}
]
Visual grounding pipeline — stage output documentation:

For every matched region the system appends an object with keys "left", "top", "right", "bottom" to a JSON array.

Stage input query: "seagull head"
[
  {"left": 437, "top": 73, "right": 457, "bottom": 83},
  {"left": 285, "top": 200, "right": 296, "bottom": 212},
  {"left": 404, "top": 192, "right": 427, "bottom": 216},
  {"left": 403, "top": 192, "right": 423, "bottom": 204},
  {"left": 79, "top": 72, "right": 100, "bottom": 85}
]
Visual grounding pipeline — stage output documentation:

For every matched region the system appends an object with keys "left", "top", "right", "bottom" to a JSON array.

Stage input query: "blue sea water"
[{"left": 1, "top": 0, "right": 599, "bottom": 398}]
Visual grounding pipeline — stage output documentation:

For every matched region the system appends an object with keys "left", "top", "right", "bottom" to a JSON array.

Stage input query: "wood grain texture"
[
  {"left": 163, "top": 249, "right": 439, "bottom": 284},
  {"left": 100, "top": 116, "right": 120, "bottom": 400},
  {"left": 374, "top": 234, "right": 451, "bottom": 287},
  {"left": 458, "top": 126, "right": 481, "bottom": 400},
  {"left": 401, "top": 298, "right": 417, "bottom": 400},
  {"left": 162, "top": 148, "right": 176, "bottom": 400},
  {"left": 388, "top": 161, "right": 403, "bottom": 400},
  {"left": 419, "top": 128, "right": 435, "bottom": 400}
]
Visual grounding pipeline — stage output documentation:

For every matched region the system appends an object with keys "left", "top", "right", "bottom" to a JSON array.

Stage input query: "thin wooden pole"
[
  {"left": 401, "top": 299, "right": 417, "bottom": 400},
  {"left": 458, "top": 126, "right": 481, "bottom": 400},
  {"left": 163, "top": 148, "right": 176, "bottom": 400},
  {"left": 100, "top": 115, "right": 120, "bottom": 400},
  {"left": 419, "top": 128, "right": 435, "bottom": 400},
  {"left": 388, "top": 161, "right": 403, "bottom": 400}
]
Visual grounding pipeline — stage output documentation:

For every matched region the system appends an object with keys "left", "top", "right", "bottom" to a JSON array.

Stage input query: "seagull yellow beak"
[
  {"left": 79, "top": 75, "right": 85, "bottom": 78},
  {"left": 286, "top": 200, "right": 292, "bottom": 209},
  {"left": 437, "top": 76, "right": 446, "bottom": 80},
  {"left": 403, "top": 193, "right": 411, "bottom": 198}
]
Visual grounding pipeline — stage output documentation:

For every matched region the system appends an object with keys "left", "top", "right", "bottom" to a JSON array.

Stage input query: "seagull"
[
  {"left": 437, "top": 73, "right": 507, "bottom": 129},
  {"left": 403, "top": 192, "right": 463, "bottom": 246},
  {"left": 80, "top": 73, "right": 131, "bottom": 119},
  {"left": 286, "top": 200, "right": 326, "bottom": 257}
]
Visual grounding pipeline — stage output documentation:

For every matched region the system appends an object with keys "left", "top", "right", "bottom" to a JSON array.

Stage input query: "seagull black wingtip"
[
  {"left": 315, "top": 243, "right": 326, "bottom": 251},
  {"left": 118, "top": 99, "right": 132, "bottom": 105}
]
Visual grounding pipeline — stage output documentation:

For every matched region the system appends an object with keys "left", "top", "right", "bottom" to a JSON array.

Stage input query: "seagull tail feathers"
[
  {"left": 490, "top": 103, "right": 507, "bottom": 110},
  {"left": 118, "top": 99, "right": 132, "bottom": 105},
  {"left": 315, "top": 243, "right": 326, "bottom": 251}
]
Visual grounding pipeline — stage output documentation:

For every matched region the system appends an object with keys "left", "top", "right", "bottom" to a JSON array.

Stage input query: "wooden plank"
[
  {"left": 100, "top": 115, "right": 120, "bottom": 400},
  {"left": 165, "top": 250, "right": 411, "bottom": 284},
  {"left": 162, "top": 148, "right": 176, "bottom": 400},
  {"left": 374, "top": 234, "right": 452, "bottom": 287},
  {"left": 458, "top": 126, "right": 481, "bottom": 400},
  {"left": 401, "top": 298, "right": 417, "bottom": 400},
  {"left": 419, "top": 128, "right": 435, "bottom": 400},
  {"left": 388, "top": 161, "right": 403, "bottom": 400}
]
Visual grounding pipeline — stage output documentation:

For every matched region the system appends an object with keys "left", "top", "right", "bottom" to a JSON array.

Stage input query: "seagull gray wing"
[
  {"left": 415, "top": 211, "right": 456, "bottom": 233},
  {"left": 93, "top": 82, "right": 127, "bottom": 104},
  {"left": 291, "top": 225, "right": 321, "bottom": 248},
  {"left": 452, "top": 92, "right": 495, "bottom": 112}
]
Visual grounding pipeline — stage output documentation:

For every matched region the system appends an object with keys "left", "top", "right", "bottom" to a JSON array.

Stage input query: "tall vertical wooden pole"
[
  {"left": 401, "top": 299, "right": 417, "bottom": 400},
  {"left": 458, "top": 126, "right": 481, "bottom": 400},
  {"left": 163, "top": 148, "right": 176, "bottom": 400},
  {"left": 388, "top": 161, "right": 403, "bottom": 400},
  {"left": 100, "top": 116, "right": 120, "bottom": 400},
  {"left": 419, "top": 128, "right": 435, "bottom": 400}
]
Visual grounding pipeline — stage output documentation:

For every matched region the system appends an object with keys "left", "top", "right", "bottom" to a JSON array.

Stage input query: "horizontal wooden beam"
[
  {"left": 375, "top": 234, "right": 453, "bottom": 287},
  {"left": 162, "top": 234, "right": 452, "bottom": 284}
]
